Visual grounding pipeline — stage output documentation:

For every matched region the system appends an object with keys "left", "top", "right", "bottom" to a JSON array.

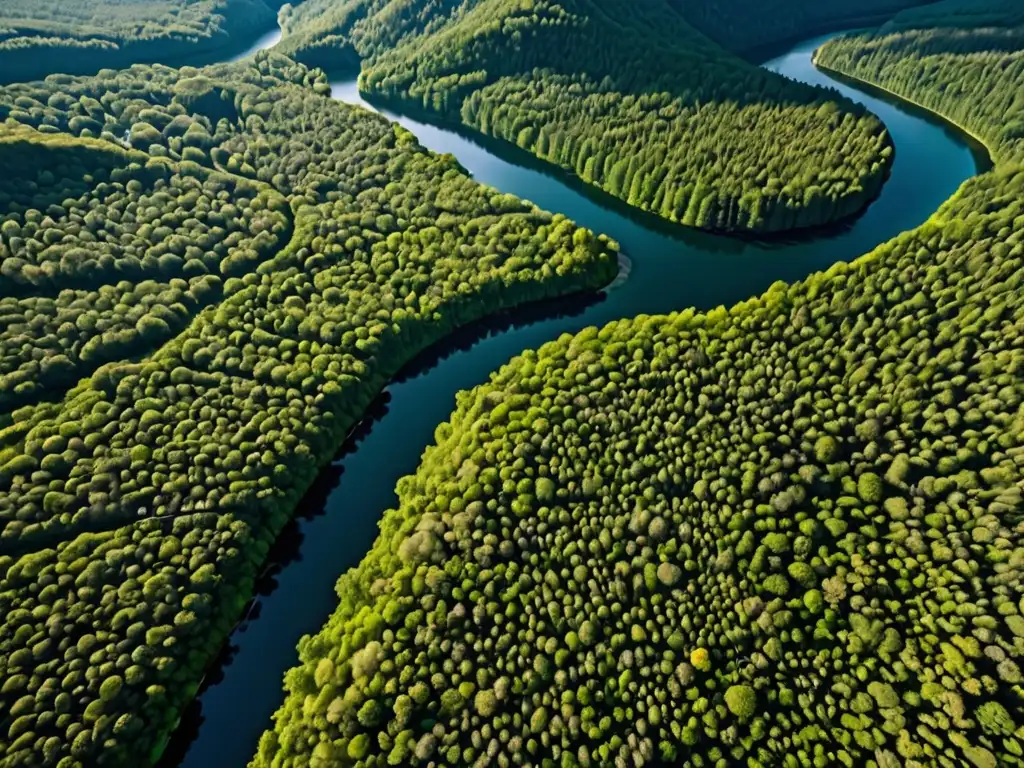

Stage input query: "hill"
[
  {"left": 0, "top": 0, "right": 282, "bottom": 83},
  {"left": 255, "top": 3, "right": 1024, "bottom": 767},
  {"left": 278, "top": 0, "right": 896, "bottom": 235}
]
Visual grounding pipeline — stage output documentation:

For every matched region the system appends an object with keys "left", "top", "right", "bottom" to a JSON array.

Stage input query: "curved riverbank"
[
  {"left": 813, "top": 52, "right": 996, "bottom": 167},
  {"left": 162, "top": 29, "right": 987, "bottom": 768}
]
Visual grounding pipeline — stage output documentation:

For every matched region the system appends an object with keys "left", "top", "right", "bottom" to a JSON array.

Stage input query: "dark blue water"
[{"left": 163, "top": 31, "right": 988, "bottom": 768}]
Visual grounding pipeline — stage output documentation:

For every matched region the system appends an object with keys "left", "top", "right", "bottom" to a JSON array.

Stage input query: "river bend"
[{"left": 159, "top": 26, "right": 988, "bottom": 768}]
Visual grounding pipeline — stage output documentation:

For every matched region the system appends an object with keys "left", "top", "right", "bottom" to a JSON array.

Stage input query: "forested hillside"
[
  {"left": 279, "top": 0, "right": 895, "bottom": 235},
  {"left": 256, "top": 4, "right": 1024, "bottom": 767},
  {"left": 0, "top": 52, "right": 615, "bottom": 766},
  {"left": 0, "top": 0, "right": 281, "bottom": 83},
  {"left": 818, "top": 0, "right": 1024, "bottom": 164}
]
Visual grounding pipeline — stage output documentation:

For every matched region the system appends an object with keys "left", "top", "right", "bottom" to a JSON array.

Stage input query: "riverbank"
[
  {"left": 812, "top": 48, "right": 996, "bottom": 167},
  {"left": 163, "top": 28, "right": 986, "bottom": 768}
]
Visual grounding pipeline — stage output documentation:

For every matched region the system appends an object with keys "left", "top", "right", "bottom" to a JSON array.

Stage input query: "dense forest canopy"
[
  {"left": 818, "top": 0, "right": 1024, "bottom": 165},
  {"left": 0, "top": 48, "right": 615, "bottom": 767},
  {"left": 0, "top": 128, "right": 291, "bottom": 411},
  {"left": 0, "top": 0, "right": 282, "bottom": 83},
  {"left": 255, "top": 2, "right": 1024, "bottom": 767},
  {"left": 0, "top": 0, "right": 1023, "bottom": 767},
  {"left": 279, "top": 0, "right": 896, "bottom": 235}
]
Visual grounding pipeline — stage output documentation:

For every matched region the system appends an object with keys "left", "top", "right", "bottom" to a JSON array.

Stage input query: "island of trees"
[
  {"left": 255, "top": 2, "right": 1024, "bottom": 767},
  {"left": 278, "top": 0, "right": 897, "bottom": 234}
]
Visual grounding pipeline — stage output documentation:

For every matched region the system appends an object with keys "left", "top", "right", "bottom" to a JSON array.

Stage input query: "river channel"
[{"left": 160, "top": 24, "right": 989, "bottom": 768}]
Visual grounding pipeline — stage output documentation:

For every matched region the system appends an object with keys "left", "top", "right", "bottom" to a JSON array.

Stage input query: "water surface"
[{"left": 162, "top": 31, "right": 987, "bottom": 768}]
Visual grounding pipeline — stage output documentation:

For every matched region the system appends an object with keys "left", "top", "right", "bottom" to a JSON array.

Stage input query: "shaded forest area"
[
  {"left": 0, "top": 0, "right": 284, "bottom": 83},
  {"left": 257, "top": 3, "right": 1024, "bottom": 767},
  {"left": 678, "top": 0, "right": 931, "bottom": 54},
  {"left": 279, "top": 0, "right": 896, "bottom": 235}
]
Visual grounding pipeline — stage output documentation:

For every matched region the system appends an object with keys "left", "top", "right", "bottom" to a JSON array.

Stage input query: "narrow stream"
[{"left": 161, "top": 29, "right": 989, "bottom": 768}]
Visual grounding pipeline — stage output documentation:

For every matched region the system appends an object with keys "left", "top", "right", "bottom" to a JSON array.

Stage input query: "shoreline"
[
  {"left": 142, "top": 20, "right": 990, "bottom": 768},
  {"left": 812, "top": 46, "right": 996, "bottom": 168}
]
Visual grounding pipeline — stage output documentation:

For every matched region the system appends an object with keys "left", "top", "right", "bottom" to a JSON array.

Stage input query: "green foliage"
[
  {"left": 857, "top": 471, "right": 883, "bottom": 503},
  {"left": 280, "top": 0, "right": 895, "bottom": 234},
  {"left": 977, "top": 701, "right": 1015, "bottom": 736},
  {"left": 0, "top": 46, "right": 615, "bottom": 768},
  {"left": 0, "top": 126, "right": 290, "bottom": 408},
  {"left": 817, "top": 0, "right": 1024, "bottom": 166},
  {"left": 253, "top": 7, "right": 1024, "bottom": 767},
  {"left": 724, "top": 684, "right": 757, "bottom": 719},
  {"left": 0, "top": 0, "right": 282, "bottom": 83}
]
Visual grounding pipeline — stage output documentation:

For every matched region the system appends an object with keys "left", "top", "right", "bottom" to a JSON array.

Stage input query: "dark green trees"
[
  {"left": 0, "top": 51, "right": 615, "bottom": 767},
  {"left": 254, "top": 3, "right": 1024, "bottom": 767},
  {"left": 680, "top": 0, "right": 930, "bottom": 52},
  {"left": 0, "top": 127, "right": 290, "bottom": 409},
  {"left": 280, "top": 0, "right": 896, "bottom": 234}
]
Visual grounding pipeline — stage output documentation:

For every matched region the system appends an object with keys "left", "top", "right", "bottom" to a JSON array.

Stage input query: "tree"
[{"left": 725, "top": 685, "right": 756, "bottom": 719}]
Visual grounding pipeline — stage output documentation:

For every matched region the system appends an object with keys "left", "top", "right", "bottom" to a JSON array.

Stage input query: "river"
[{"left": 159, "top": 24, "right": 988, "bottom": 768}]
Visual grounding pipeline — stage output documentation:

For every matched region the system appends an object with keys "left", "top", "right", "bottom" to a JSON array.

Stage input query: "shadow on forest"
[
  {"left": 157, "top": 282, "right": 605, "bottom": 765},
  {"left": 356, "top": 88, "right": 899, "bottom": 251}
]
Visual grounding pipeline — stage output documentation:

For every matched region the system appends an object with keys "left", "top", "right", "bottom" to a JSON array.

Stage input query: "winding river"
[{"left": 158, "top": 23, "right": 989, "bottom": 768}]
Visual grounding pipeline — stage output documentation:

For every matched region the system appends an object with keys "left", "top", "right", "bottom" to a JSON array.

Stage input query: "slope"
[
  {"left": 0, "top": 0, "right": 282, "bottom": 83},
  {"left": 279, "top": 0, "right": 896, "bottom": 235},
  {"left": 254, "top": 3, "right": 1024, "bottom": 767}
]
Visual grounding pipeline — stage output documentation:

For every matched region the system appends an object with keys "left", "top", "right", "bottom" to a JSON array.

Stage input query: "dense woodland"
[
  {"left": 0, "top": 0, "right": 282, "bottom": 83},
  {"left": 0, "top": 53, "right": 615, "bottom": 767},
  {"left": 818, "top": 0, "right": 1024, "bottom": 165},
  {"left": 256, "top": 3, "right": 1024, "bottom": 767},
  {"left": 0, "top": 129, "right": 290, "bottom": 410},
  {"left": 280, "top": 0, "right": 895, "bottom": 234},
  {"left": 2, "top": 0, "right": 1024, "bottom": 767}
]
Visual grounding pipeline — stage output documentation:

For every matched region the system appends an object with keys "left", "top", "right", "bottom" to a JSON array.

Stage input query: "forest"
[
  {"left": 0, "top": 0, "right": 283, "bottom": 83},
  {"left": 256, "top": 2, "right": 1024, "bottom": 767},
  {"left": 279, "top": 0, "right": 896, "bottom": 234},
  {"left": 0, "top": 51, "right": 615, "bottom": 767},
  {"left": 817, "top": 0, "right": 1024, "bottom": 165},
  {"left": 0, "top": 128, "right": 291, "bottom": 410},
  {"left": 0, "top": 0, "right": 1023, "bottom": 766}
]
